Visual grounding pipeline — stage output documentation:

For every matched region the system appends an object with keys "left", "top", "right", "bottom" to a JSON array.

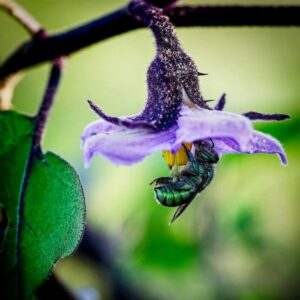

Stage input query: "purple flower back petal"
[
  {"left": 81, "top": 120, "right": 118, "bottom": 146},
  {"left": 82, "top": 120, "right": 176, "bottom": 166},
  {"left": 212, "top": 130, "right": 287, "bottom": 165},
  {"left": 214, "top": 93, "right": 226, "bottom": 111},
  {"left": 175, "top": 106, "right": 253, "bottom": 151},
  {"left": 243, "top": 111, "right": 290, "bottom": 121}
]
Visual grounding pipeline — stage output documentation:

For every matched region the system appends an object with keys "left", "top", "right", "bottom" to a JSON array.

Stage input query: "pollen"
[{"left": 162, "top": 143, "right": 192, "bottom": 167}]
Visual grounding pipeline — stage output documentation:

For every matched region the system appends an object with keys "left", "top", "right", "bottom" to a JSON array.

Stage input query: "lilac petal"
[
  {"left": 175, "top": 106, "right": 253, "bottom": 151},
  {"left": 212, "top": 130, "right": 287, "bottom": 165},
  {"left": 81, "top": 120, "right": 177, "bottom": 166}
]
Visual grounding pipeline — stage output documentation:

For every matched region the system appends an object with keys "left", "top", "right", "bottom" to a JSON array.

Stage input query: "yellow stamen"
[{"left": 162, "top": 143, "right": 192, "bottom": 167}]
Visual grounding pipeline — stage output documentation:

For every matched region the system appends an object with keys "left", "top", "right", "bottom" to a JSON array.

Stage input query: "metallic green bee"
[{"left": 151, "top": 140, "right": 219, "bottom": 223}]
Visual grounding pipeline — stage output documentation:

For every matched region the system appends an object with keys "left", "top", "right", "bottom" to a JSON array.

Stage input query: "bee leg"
[
  {"left": 182, "top": 144, "right": 196, "bottom": 163},
  {"left": 181, "top": 167, "right": 198, "bottom": 177},
  {"left": 170, "top": 164, "right": 180, "bottom": 176},
  {"left": 208, "top": 138, "right": 215, "bottom": 149},
  {"left": 150, "top": 176, "right": 173, "bottom": 186},
  {"left": 169, "top": 200, "right": 193, "bottom": 224}
]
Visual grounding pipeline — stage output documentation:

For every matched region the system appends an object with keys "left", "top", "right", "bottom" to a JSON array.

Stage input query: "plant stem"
[
  {"left": 78, "top": 226, "right": 153, "bottom": 300},
  {"left": 16, "top": 59, "right": 63, "bottom": 298},
  {"left": 0, "top": 0, "right": 41, "bottom": 35},
  {"left": 36, "top": 274, "right": 76, "bottom": 300},
  {"left": 0, "top": 0, "right": 46, "bottom": 110},
  {"left": 32, "top": 58, "right": 63, "bottom": 151},
  {"left": 0, "top": 5, "right": 299, "bottom": 81}
]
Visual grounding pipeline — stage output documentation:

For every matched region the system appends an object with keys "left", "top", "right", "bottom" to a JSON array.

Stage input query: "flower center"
[{"left": 162, "top": 143, "right": 192, "bottom": 167}]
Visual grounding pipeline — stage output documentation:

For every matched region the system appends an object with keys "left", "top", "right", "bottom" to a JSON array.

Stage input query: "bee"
[{"left": 151, "top": 140, "right": 219, "bottom": 223}]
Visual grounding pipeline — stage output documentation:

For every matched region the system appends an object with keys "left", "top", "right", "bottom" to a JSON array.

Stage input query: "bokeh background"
[{"left": 1, "top": 1, "right": 300, "bottom": 299}]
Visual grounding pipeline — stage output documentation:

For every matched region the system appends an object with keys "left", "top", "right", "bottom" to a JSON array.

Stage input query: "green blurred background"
[{"left": 1, "top": 1, "right": 300, "bottom": 299}]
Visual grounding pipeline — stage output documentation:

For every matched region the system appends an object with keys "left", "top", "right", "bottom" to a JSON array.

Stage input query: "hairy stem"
[
  {"left": 0, "top": 5, "right": 299, "bottom": 81},
  {"left": 128, "top": 0, "right": 180, "bottom": 51}
]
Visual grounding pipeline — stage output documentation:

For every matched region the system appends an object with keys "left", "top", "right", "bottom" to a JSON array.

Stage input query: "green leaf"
[{"left": 0, "top": 111, "right": 85, "bottom": 300}]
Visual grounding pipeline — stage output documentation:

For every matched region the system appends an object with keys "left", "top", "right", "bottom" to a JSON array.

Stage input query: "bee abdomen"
[{"left": 154, "top": 186, "right": 191, "bottom": 207}]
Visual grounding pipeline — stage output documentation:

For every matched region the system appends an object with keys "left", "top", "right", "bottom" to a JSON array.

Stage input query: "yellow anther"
[{"left": 162, "top": 143, "right": 192, "bottom": 167}]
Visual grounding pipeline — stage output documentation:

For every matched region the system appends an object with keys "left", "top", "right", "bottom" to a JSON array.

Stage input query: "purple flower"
[
  {"left": 81, "top": 0, "right": 289, "bottom": 168},
  {"left": 81, "top": 94, "right": 288, "bottom": 167}
]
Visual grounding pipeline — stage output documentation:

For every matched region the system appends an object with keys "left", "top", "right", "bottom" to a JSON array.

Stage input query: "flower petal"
[
  {"left": 81, "top": 120, "right": 177, "bottom": 166},
  {"left": 212, "top": 130, "right": 287, "bottom": 165},
  {"left": 175, "top": 106, "right": 253, "bottom": 151}
]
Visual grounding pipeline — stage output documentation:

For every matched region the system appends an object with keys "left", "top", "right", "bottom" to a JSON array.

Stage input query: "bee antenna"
[{"left": 149, "top": 179, "right": 156, "bottom": 186}]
